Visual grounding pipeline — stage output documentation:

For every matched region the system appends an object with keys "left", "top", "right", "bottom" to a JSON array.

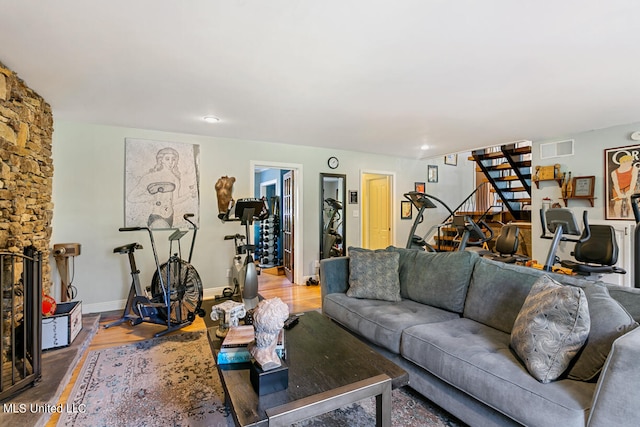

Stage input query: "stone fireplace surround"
[{"left": 0, "top": 60, "right": 54, "bottom": 294}]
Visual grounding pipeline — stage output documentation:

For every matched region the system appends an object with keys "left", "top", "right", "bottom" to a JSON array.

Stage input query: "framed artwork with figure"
[
  {"left": 125, "top": 138, "right": 200, "bottom": 228},
  {"left": 605, "top": 144, "right": 640, "bottom": 220}
]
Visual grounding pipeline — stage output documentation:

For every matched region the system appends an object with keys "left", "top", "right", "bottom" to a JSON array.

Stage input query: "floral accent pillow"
[
  {"left": 346, "top": 250, "right": 401, "bottom": 302},
  {"left": 510, "top": 275, "right": 590, "bottom": 383}
]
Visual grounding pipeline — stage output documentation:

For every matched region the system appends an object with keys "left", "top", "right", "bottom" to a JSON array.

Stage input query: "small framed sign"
[{"left": 572, "top": 176, "right": 595, "bottom": 198}]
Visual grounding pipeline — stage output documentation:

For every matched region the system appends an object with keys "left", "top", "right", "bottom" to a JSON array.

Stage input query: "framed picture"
[
  {"left": 428, "top": 165, "right": 438, "bottom": 183},
  {"left": 401, "top": 200, "right": 412, "bottom": 220},
  {"left": 444, "top": 154, "right": 458, "bottom": 166},
  {"left": 605, "top": 144, "right": 640, "bottom": 220},
  {"left": 349, "top": 190, "right": 358, "bottom": 204},
  {"left": 125, "top": 138, "right": 200, "bottom": 228},
  {"left": 572, "top": 176, "right": 595, "bottom": 198},
  {"left": 414, "top": 182, "right": 425, "bottom": 193}
]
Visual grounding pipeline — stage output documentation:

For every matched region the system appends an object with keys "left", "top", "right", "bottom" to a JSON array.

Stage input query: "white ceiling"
[{"left": 1, "top": 1, "right": 639, "bottom": 159}]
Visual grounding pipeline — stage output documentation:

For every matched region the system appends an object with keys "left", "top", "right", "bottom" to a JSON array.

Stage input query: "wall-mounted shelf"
[
  {"left": 562, "top": 197, "right": 595, "bottom": 207},
  {"left": 533, "top": 178, "right": 563, "bottom": 189}
]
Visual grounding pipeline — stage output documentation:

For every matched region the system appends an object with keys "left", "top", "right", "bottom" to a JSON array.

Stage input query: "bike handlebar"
[{"left": 119, "top": 227, "right": 147, "bottom": 232}]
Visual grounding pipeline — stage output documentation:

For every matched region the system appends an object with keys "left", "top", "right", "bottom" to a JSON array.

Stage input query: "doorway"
[
  {"left": 251, "top": 161, "right": 304, "bottom": 285},
  {"left": 361, "top": 172, "right": 395, "bottom": 249}
]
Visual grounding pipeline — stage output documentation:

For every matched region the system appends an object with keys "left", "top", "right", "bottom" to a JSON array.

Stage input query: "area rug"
[{"left": 58, "top": 331, "right": 464, "bottom": 427}]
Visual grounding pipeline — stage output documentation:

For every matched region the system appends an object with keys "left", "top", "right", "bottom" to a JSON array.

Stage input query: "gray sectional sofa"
[{"left": 320, "top": 247, "right": 640, "bottom": 427}]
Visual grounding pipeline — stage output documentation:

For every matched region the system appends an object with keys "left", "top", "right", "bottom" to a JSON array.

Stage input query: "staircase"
[{"left": 471, "top": 142, "right": 532, "bottom": 222}]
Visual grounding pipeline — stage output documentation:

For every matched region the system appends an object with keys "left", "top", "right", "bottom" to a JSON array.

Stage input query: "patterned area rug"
[{"left": 58, "top": 331, "right": 464, "bottom": 427}]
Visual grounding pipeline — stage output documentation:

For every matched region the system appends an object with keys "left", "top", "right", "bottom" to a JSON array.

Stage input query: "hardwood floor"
[{"left": 45, "top": 273, "right": 321, "bottom": 426}]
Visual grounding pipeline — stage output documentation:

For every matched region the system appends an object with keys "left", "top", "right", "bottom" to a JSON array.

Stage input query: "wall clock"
[{"left": 328, "top": 156, "right": 339, "bottom": 169}]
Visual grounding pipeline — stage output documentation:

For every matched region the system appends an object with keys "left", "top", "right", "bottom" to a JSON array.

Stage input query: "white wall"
[
  {"left": 409, "top": 152, "right": 477, "bottom": 242},
  {"left": 51, "top": 121, "right": 436, "bottom": 312}
]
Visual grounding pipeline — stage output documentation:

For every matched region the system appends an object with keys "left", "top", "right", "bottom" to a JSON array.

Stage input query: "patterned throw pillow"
[
  {"left": 567, "top": 282, "right": 638, "bottom": 381},
  {"left": 510, "top": 275, "right": 590, "bottom": 383},
  {"left": 346, "top": 250, "right": 401, "bottom": 302}
]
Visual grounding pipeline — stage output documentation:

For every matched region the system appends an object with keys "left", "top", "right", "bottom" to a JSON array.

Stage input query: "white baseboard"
[{"left": 81, "top": 286, "right": 229, "bottom": 314}]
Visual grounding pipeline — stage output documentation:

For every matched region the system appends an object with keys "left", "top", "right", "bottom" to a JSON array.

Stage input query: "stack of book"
[{"left": 216, "top": 325, "right": 285, "bottom": 365}]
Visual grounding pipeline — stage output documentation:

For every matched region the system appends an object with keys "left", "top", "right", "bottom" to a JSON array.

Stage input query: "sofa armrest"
[
  {"left": 588, "top": 326, "right": 640, "bottom": 427},
  {"left": 320, "top": 257, "right": 350, "bottom": 306}
]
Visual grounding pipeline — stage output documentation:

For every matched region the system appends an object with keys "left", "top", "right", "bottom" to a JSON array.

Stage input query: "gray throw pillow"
[
  {"left": 346, "top": 250, "right": 401, "bottom": 302},
  {"left": 510, "top": 275, "right": 590, "bottom": 383},
  {"left": 567, "top": 282, "right": 638, "bottom": 381}
]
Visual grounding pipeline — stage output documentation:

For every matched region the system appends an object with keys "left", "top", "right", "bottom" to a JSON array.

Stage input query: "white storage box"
[{"left": 42, "top": 301, "right": 82, "bottom": 350}]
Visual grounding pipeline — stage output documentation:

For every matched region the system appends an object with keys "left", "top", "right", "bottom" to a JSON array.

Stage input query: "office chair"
[{"left": 559, "top": 224, "right": 626, "bottom": 276}]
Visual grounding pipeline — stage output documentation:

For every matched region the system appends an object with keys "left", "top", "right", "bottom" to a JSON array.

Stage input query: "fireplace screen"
[{"left": 0, "top": 247, "right": 42, "bottom": 401}]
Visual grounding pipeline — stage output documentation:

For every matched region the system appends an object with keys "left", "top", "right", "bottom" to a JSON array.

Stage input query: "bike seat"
[{"left": 113, "top": 243, "right": 143, "bottom": 254}]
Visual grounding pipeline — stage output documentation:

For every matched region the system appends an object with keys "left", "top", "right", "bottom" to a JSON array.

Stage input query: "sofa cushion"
[
  {"left": 464, "top": 257, "right": 553, "bottom": 333},
  {"left": 386, "top": 248, "right": 477, "bottom": 313},
  {"left": 401, "top": 318, "right": 596, "bottom": 427},
  {"left": 346, "top": 250, "right": 401, "bottom": 302},
  {"left": 510, "top": 275, "right": 590, "bottom": 383},
  {"left": 323, "top": 293, "right": 459, "bottom": 353},
  {"left": 567, "top": 282, "right": 638, "bottom": 381}
]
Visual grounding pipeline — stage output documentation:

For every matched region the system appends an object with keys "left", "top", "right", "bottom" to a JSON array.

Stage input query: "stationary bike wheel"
[{"left": 151, "top": 259, "right": 203, "bottom": 324}]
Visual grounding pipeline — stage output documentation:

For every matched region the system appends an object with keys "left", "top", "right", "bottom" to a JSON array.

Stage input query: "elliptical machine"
[
  {"left": 404, "top": 191, "right": 493, "bottom": 251},
  {"left": 322, "top": 197, "right": 344, "bottom": 258}
]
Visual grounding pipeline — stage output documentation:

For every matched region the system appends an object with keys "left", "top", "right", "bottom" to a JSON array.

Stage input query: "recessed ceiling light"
[
  {"left": 203, "top": 116, "right": 220, "bottom": 123},
  {"left": 420, "top": 144, "right": 430, "bottom": 150}
]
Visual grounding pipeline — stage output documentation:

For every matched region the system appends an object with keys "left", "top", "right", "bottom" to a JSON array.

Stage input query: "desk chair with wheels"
[{"left": 559, "top": 224, "right": 626, "bottom": 276}]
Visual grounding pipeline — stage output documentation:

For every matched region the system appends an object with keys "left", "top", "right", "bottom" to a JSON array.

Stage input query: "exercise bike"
[
  {"left": 220, "top": 198, "right": 269, "bottom": 310},
  {"left": 105, "top": 213, "right": 205, "bottom": 337}
]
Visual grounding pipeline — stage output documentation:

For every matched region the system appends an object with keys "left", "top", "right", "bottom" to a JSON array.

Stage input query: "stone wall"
[{"left": 0, "top": 60, "right": 54, "bottom": 293}]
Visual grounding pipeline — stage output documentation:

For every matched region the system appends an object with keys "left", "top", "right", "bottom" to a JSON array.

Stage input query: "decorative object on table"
[
  {"left": 210, "top": 299, "right": 246, "bottom": 338},
  {"left": 248, "top": 297, "right": 289, "bottom": 371},
  {"left": 401, "top": 200, "right": 412, "bottom": 220},
  {"left": 427, "top": 165, "right": 438, "bottom": 183},
  {"left": 214, "top": 175, "right": 236, "bottom": 220},
  {"left": 414, "top": 182, "right": 425, "bottom": 193},
  {"left": 217, "top": 329, "right": 284, "bottom": 365},
  {"left": 605, "top": 144, "right": 640, "bottom": 220},
  {"left": 444, "top": 153, "right": 457, "bottom": 166},
  {"left": 220, "top": 324, "right": 254, "bottom": 350}
]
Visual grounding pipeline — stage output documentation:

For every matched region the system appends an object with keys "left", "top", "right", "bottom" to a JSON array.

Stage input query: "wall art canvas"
[
  {"left": 604, "top": 144, "right": 640, "bottom": 220},
  {"left": 125, "top": 138, "right": 200, "bottom": 228}
]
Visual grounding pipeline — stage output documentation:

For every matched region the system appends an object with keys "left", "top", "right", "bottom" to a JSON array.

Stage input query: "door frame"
[
  {"left": 360, "top": 170, "right": 396, "bottom": 248},
  {"left": 250, "top": 160, "right": 304, "bottom": 285}
]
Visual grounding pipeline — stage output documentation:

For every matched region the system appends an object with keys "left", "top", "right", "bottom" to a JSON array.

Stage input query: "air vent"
[{"left": 540, "top": 139, "right": 574, "bottom": 159}]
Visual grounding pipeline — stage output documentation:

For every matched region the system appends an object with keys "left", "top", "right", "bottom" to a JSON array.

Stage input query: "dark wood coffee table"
[{"left": 207, "top": 310, "right": 409, "bottom": 427}]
